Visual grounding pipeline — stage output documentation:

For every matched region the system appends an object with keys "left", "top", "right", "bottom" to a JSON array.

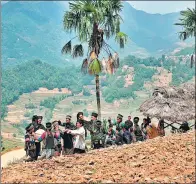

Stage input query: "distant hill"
[
  {"left": 1, "top": 1, "right": 188, "bottom": 68},
  {"left": 174, "top": 45, "right": 195, "bottom": 56}
]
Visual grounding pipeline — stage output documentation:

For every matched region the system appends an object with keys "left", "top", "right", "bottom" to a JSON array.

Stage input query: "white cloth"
[
  {"left": 35, "top": 129, "right": 45, "bottom": 142},
  {"left": 69, "top": 127, "right": 85, "bottom": 150}
]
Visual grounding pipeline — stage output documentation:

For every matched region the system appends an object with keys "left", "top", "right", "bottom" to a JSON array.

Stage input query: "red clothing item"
[{"left": 38, "top": 131, "right": 60, "bottom": 142}]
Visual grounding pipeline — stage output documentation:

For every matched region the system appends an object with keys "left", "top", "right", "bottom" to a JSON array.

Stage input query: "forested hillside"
[
  {"left": 2, "top": 1, "right": 187, "bottom": 68},
  {"left": 2, "top": 56, "right": 195, "bottom": 119}
]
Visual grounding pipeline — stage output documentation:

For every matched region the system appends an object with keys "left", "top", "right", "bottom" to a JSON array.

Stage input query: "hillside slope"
[
  {"left": 2, "top": 131, "right": 195, "bottom": 183},
  {"left": 2, "top": 1, "right": 185, "bottom": 68}
]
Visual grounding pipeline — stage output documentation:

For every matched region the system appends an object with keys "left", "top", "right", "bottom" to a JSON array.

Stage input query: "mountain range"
[{"left": 1, "top": 1, "right": 191, "bottom": 68}]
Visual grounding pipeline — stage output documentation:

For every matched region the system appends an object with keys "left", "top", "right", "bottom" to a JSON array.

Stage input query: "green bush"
[{"left": 25, "top": 103, "right": 36, "bottom": 109}]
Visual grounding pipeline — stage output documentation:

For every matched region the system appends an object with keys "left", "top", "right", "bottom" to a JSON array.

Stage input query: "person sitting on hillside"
[
  {"left": 34, "top": 122, "right": 60, "bottom": 159},
  {"left": 122, "top": 126, "right": 132, "bottom": 144},
  {"left": 24, "top": 123, "right": 37, "bottom": 162},
  {"left": 108, "top": 117, "right": 113, "bottom": 127},
  {"left": 157, "top": 119, "right": 165, "bottom": 136},
  {"left": 115, "top": 114, "right": 125, "bottom": 145},
  {"left": 91, "top": 119, "right": 106, "bottom": 149},
  {"left": 105, "top": 124, "right": 116, "bottom": 146},
  {"left": 179, "top": 121, "right": 190, "bottom": 133},
  {"left": 141, "top": 118, "right": 149, "bottom": 140},
  {"left": 65, "top": 119, "right": 86, "bottom": 154},
  {"left": 125, "top": 115, "right": 133, "bottom": 131}
]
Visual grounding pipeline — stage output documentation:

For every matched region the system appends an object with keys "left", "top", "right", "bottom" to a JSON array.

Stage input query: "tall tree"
[
  {"left": 175, "top": 8, "right": 196, "bottom": 68},
  {"left": 61, "top": 0, "right": 127, "bottom": 119},
  {"left": 175, "top": 8, "right": 196, "bottom": 40}
]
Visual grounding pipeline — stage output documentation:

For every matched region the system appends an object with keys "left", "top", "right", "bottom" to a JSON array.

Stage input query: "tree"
[
  {"left": 175, "top": 8, "right": 196, "bottom": 68},
  {"left": 175, "top": 8, "right": 196, "bottom": 40},
  {"left": 61, "top": 0, "right": 127, "bottom": 119}
]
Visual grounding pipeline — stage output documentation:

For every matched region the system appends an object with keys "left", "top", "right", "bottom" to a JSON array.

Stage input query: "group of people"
[{"left": 24, "top": 112, "right": 191, "bottom": 162}]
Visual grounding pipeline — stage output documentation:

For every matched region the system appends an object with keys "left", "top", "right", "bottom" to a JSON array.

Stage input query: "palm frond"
[
  {"left": 115, "top": 32, "right": 128, "bottom": 48},
  {"left": 191, "top": 54, "right": 194, "bottom": 68},
  {"left": 72, "top": 44, "right": 84, "bottom": 58},
  {"left": 88, "top": 58, "right": 102, "bottom": 75},
  {"left": 179, "top": 31, "right": 187, "bottom": 40},
  {"left": 81, "top": 58, "right": 88, "bottom": 74},
  {"left": 113, "top": 52, "right": 120, "bottom": 69},
  {"left": 61, "top": 41, "right": 72, "bottom": 54},
  {"left": 175, "top": 8, "right": 196, "bottom": 40}
]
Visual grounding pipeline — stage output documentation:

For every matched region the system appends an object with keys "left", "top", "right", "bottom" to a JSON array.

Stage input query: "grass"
[{"left": 1, "top": 138, "right": 24, "bottom": 155}]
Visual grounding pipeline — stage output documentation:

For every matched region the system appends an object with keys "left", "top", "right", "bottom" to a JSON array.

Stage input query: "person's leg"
[
  {"left": 39, "top": 149, "right": 46, "bottom": 160},
  {"left": 35, "top": 142, "right": 41, "bottom": 160},
  {"left": 74, "top": 148, "right": 85, "bottom": 154},
  {"left": 46, "top": 149, "right": 52, "bottom": 159}
]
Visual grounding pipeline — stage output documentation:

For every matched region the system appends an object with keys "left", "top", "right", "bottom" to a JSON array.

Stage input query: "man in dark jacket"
[
  {"left": 25, "top": 123, "right": 37, "bottom": 161},
  {"left": 133, "top": 117, "right": 144, "bottom": 142},
  {"left": 60, "top": 115, "right": 76, "bottom": 155}
]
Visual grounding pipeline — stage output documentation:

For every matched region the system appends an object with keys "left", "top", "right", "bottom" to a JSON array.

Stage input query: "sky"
[
  {"left": 1, "top": 1, "right": 195, "bottom": 14},
  {"left": 128, "top": 1, "right": 195, "bottom": 14}
]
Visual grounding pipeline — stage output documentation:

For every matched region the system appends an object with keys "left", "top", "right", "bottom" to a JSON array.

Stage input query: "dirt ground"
[{"left": 2, "top": 131, "right": 195, "bottom": 183}]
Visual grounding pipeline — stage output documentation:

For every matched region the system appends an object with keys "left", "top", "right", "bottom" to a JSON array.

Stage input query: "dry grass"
[{"left": 140, "top": 82, "right": 195, "bottom": 122}]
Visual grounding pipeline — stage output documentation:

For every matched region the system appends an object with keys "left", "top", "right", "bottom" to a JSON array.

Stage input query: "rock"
[{"left": 89, "top": 161, "right": 94, "bottom": 165}]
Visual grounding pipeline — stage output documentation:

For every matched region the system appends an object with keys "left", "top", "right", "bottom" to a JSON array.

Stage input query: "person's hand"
[{"left": 64, "top": 129, "right": 69, "bottom": 132}]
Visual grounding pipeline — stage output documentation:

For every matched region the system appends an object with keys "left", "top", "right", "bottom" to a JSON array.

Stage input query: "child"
[{"left": 52, "top": 121, "right": 62, "bottom": 156}]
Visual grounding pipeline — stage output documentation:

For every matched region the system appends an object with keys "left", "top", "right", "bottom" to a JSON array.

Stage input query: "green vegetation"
[
  {"left": 62, "top": 0, "right": 127, "bottom": 118},
  {"left": 103, "top": 56, "right": 157, "bottom": 103},
  {"left": 83, "top": 88, "right": 91, "bottom": 96},
  {"left": 1, "top": 138, "right": 24, "bottom": 155},
  {"left": 25, "top": 103, "right": 36, "bottom": 109},
  {"left": 40, "top": 94, "right": 71, "bottom": 111},
  {"left": 24, "top": 111, "right": 33, "bottom": 118},
  {"left": 175, "top": 8, "right": 196, "bottom": 40},
  {"left": 72, "top": 100, "right": 87, "bottom": 106},
  {"left": 83, "top": 109, "right": 89, "bottom": 117},
  {"left": 1, "top": 60, "right": 83, "bottom": 118},
  {"left": 2, "top": 54, "right": 195, "bottom": 120},
  {"left": 175, "top": 46, "right": 195, "bottom": 56}
]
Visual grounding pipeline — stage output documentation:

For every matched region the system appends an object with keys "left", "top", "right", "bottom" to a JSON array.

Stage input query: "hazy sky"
[{"left": 128, "top": 1, "right": 195, "bottom": 14}]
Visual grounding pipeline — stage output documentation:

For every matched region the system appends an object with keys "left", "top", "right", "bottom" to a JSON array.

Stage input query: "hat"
[
  {"left": 117, "top": 114, "right": 123, "bottom": 119},
  {"left": 37, "top": 116, "right": 43, "bottom": 120},
  {"left": 66, "top": 115, "right": 72, "bottom": 120},
  {"left": 91, "top": 112, "right": 98, "bottom": 118},
  {"left": 96, "top": 120, "right": 102, "bottom": 126},
  {"left": 46, "top": 122, "right": 52, "bottom": 129},
  {"left": 32, "top": 115, "right": 38, "bottom": 122},
  {"left": 26, "top": 123, "right": 34, "bottom": 132}
]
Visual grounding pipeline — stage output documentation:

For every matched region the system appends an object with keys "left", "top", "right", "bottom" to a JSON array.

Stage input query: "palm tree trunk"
[
  {"left": 95, "top": 74, "right": 101, "bottom": 120},
  {"left": 93, "top": 22, "right": 101, "bottom": 119}
]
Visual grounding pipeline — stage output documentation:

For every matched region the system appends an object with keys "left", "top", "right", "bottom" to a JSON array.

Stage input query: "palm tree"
[
  {"left": 175, "top": 8, "right": 196, "bottom": 40},
  {"left": 61, "top": 0, "right": 127, "bottom": 119},
  {"left": 175, "top": 8, "right": 196, "bottom": 68}
]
